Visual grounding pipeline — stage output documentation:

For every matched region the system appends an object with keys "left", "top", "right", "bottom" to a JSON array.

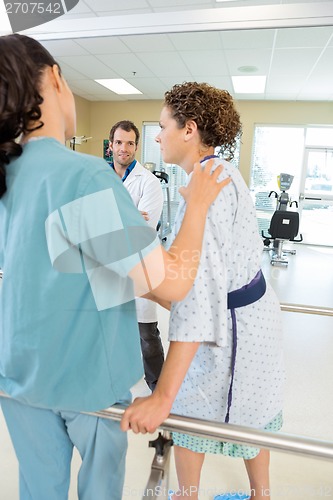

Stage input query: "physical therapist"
[{"left": 0, "top": 34, "right": 230, "bottom": 500}]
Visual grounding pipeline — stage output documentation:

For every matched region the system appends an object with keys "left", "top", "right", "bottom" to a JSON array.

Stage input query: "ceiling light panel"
[
  {"left": 95, "top": 78, "right": 142, "bottom": 94},
  {"left": 232, "top": 75, "right": 266, "bottom": 93}
]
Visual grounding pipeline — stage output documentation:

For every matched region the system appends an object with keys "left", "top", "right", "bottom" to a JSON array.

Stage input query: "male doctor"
[{"left": 109, "top": 120, "right": 164, "bottom": 391}]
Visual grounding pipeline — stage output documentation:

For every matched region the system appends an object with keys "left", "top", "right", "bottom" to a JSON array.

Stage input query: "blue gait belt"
[{"left": 225, "top": 270, "right": 267, "bottom": 423}]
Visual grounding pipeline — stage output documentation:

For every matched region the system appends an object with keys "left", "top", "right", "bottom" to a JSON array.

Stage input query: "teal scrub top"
[{"left": 0, "top": 138, "right": 158, "bottom": 412}]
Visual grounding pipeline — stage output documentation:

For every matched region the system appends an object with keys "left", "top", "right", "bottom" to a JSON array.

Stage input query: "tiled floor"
[{"left": 1, "top": 244, "right": 333, "bottom": 499}]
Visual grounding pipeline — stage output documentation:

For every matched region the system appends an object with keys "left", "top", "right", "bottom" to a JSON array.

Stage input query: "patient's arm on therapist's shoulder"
[{"left": 129, "top": 160, "right": 231, "bottom": 302}]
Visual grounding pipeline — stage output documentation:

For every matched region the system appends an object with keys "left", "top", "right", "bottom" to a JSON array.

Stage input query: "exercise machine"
[
  {"left": 144, "top": 163, "right": 172, "bottom": 242},
  {"left": 154, "top": 170, "right": 171, "bottom": 242},
  {"left": 262, "top": 173, "right": 303, "bottom": 266}
]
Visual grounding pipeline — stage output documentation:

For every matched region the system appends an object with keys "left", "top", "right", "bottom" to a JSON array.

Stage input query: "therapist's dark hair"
[
  {"left": 109, "top": 120, "right": 140, "bottom": 146},
  {"left": 0, "top": 34, "right": 60, "bottom": 198},
  {"left": 164, "top": 81, "right": 242, "bottom": 161}
]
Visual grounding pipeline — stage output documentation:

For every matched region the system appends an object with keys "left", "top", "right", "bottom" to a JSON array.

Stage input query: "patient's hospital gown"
[{"left": 168, "top": 158, "right": 285, "bottom": 429}]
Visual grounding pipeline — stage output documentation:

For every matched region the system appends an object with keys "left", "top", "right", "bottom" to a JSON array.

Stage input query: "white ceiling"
[{"left": 25, "top": 1, "right": 333, "bottom": 101}]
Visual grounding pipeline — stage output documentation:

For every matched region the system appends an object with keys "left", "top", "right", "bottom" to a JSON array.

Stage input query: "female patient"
[{"left": 122, "top": 82, "right": 285, "bottom": 500}]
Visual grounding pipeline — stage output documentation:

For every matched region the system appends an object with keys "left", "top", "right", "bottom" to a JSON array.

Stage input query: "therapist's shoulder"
[
  {"left": 69, "top": 149, "right": 121, "bottom": 188},
  {"left": 48, "top": 140, "right": 114, "bottom": 178},
  {"left": 58, "top": 148, "right": 126, "bottom": 201}
]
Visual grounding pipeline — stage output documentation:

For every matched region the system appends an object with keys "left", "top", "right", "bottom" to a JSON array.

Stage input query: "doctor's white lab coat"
[{"left": 124, "top": 161, "right": 164, "bottom": 322}]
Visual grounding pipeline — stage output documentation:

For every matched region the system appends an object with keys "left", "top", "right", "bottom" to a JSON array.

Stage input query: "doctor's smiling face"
[{"left": 109, "top": 127, "right": 138, "bottom": 169}]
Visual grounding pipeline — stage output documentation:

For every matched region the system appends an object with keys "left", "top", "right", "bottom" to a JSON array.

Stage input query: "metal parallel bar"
[
  {"left": 280, "top": 302, "right": 333, "bottom": 317},
  {"left": 1, "top": 394, "right": 332, "bottom": 461},
  {"left": 84, "top": 404, "right": 333, "bottom": 462}
]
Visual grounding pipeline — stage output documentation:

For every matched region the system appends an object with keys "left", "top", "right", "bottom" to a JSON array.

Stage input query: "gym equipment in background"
[
  {"left": 143, "top": 163, "right": 172, "bottom": 242},
  {"left": 262, "top": 173, "right": 303, "bottom": 266}
]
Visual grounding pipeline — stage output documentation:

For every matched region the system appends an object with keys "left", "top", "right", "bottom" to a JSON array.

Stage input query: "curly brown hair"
[
  {"left": 164, "top": 82, "right": 242, "bottom": 160},
  {"left": 0, "top": 34, "right": 59, "bottom": 197}
]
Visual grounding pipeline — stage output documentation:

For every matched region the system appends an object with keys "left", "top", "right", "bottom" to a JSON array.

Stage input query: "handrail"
[
  {"left": 85, "top": 404, "right": 333, "bottom": 462},
  {"left": 1, "top": 393, "right": 332, "bottom": 461},
  {"left": 280, "top": 302, "right": 333, "bottom": 317}
]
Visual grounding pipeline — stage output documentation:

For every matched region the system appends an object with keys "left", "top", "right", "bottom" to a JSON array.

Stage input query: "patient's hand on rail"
[
  {"left": 121, "top": 342, "right": 200, "bottom": 434},
  {"left": 120, "top": 393, "right": 172, "bottom": 434}
]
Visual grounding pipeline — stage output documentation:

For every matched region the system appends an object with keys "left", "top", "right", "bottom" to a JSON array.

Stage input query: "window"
[
  {"left": 306, "top": 127, "right": 333, "bottom": 148},
  {"left": 250, "top": 125, "right": 333, "bottom": 245},
  {"left": 142, "top": 123, "right": 187, "bottom": 238},
  {"left": 250, "top": 126, "right": 305, "bottom": 234}
]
